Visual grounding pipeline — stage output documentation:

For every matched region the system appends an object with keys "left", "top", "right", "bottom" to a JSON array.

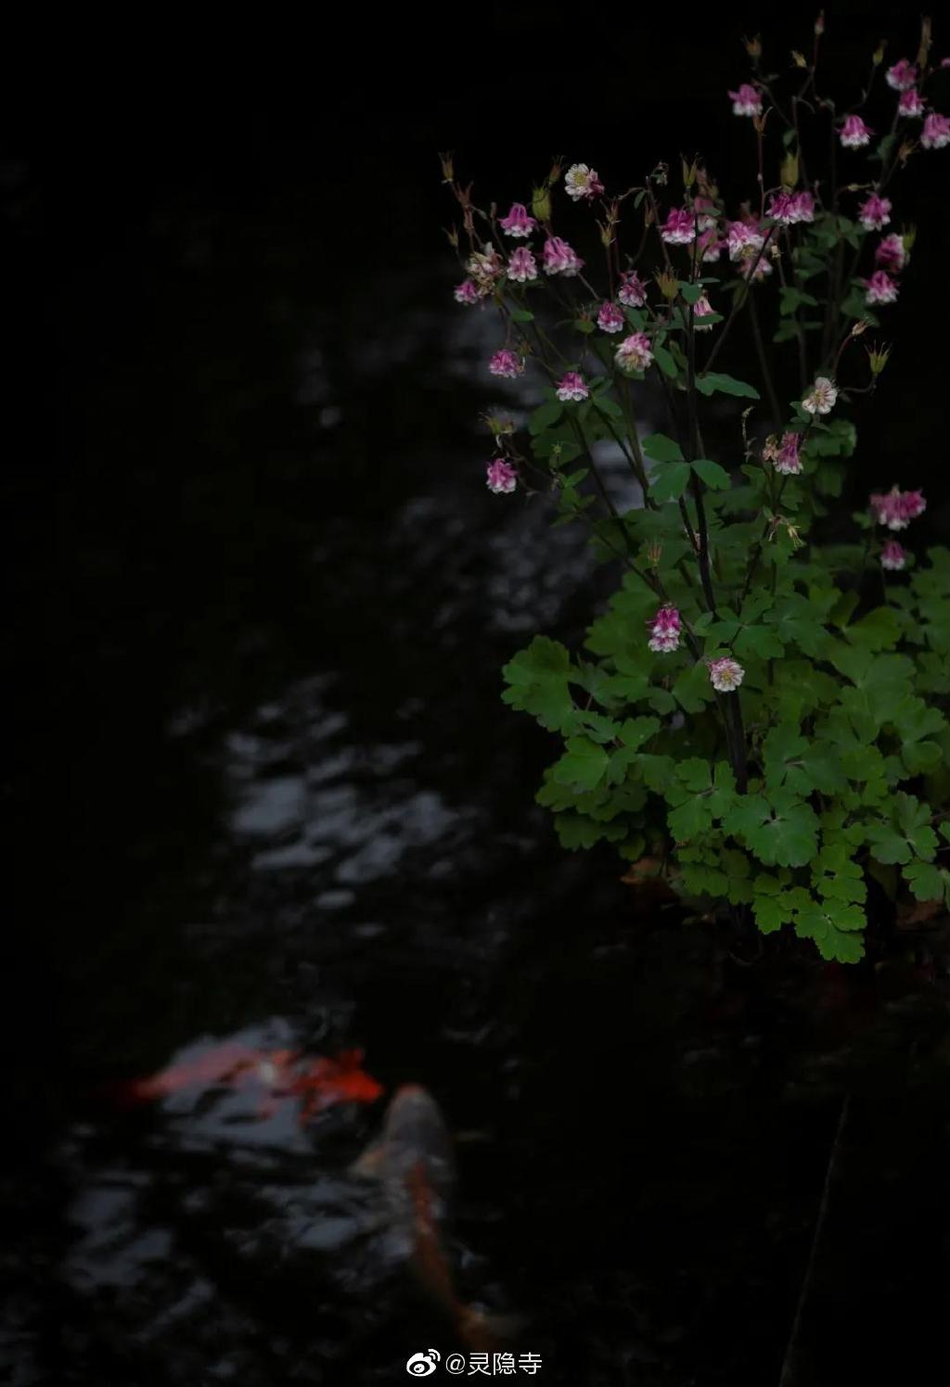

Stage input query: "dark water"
[{"left": 5, "top": 16, "right": 950, "bottom": 1384}]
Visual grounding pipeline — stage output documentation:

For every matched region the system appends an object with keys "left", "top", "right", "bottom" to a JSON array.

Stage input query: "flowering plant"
[{"left": 444, "top": 18, "right": 950, "bottom": 962}]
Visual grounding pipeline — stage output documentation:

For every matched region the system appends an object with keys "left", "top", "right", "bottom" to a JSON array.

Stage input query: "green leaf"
[
  {"left": 902, "top": 861, "right": 945, "bottom": 903},
  {"left": 509, "top": 307, "right": 535, "bottom": 323},
  {"left": 793, "top": 901, "right": 866, "bottom": 962},
  {"left": 593, "top": 394, "right": 623, "bottom": 420},
  {"left": 554, "top": 811, "right": 627, "bottom": 850},
  {"left": 724, "top": 791, "right": 820, "bottom": 868},
  {"left": 762, "top": 724, "right": 846, "bottom": 795},
  {"left": 679, "top": 282, "right": 705, "bottom": 304},
  {"left": 652, "top": 461, "right": 691, "bottom": 503},
  {"left": 867, "top": 792, "right": 939, "bottom": 865},
  {"left": 692, "top": 458, "right": 731, "bottom": 490},
  {"left": 695, "top": 372, "right": 760, "bottom": 399},
  {"left": 653, "top": 344, "right": 678, "bottom": 378},
  {"left": 529, "top": 400, "right": 563, "bottom": 435},
  {"left": 642, "top": 433, "right": 684, "bottom": 464},
  {"left": 502, "top": 637, "right": 577, "bottom": 732},
  {"left": 552, "top": 737, "right": 611, "bottom": 793},
  {"left": 751, "top": 877, "right": 811, "bottom": 934}
]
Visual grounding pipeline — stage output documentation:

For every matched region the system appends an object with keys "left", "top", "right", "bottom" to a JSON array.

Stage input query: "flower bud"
[
  {"left": 791, "top": 50, "right": 807, "bottom": 69},
  {"left": 655, "top": 268, "right": 678, "bottom": 301},
  {"left": 903, "top": 225, "right": 917, "bottom": 253},
  {"left": 850, "top": 318, "right": 869, "bottom": 337},
  {"left": 780, "top": 149, "right": 799, "bottom": 189},
  {"left": 531, "top": 184, "right": 552, "bottom": 224},
  {"left": 872, "top": 41, "right": 886, "bottom": 67},
  {"left": 866, "top": 343, "right": 891, "bottom": 376},
  {"left": 682, "top": 157, "right": 698, "bottom": 189},
  {"left": 439, "top": 151, "right": 455, "bottom": 182},
  {"left": 445, "top": 225, "right": 459, "bottom": 248},
  {"left": 548, "top": 159, "right": 562, "bottom": 186},
  {"left": 815, "top": 11, "right": 825, "bottom": 36},
  {"left": 744, "top": 33, "right": 762, "bottom": 60}
]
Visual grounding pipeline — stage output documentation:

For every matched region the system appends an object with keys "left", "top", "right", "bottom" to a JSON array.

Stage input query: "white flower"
[{"left": 801, "top": 377, "right": 838, "bottom": 415}]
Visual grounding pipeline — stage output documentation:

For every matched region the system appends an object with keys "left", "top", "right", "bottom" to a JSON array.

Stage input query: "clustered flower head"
[
  {"left": 869, "top": 485, "right": 926, "bottom": 530},
  {"left": 507, "top": 247, "right": 538, "bottom": 283},
  {"left": 648, "top": 606, "right": 682, "bottom": 654},
  {"left": 840, "top": 114, "right": 873, "bottom": 148},
  {"left": 466, "top": 246, "right": 504, "bottom": 296},
  {"left": 454, "top": 280, "right": 480, "bottom": 306},
  {"left": 886, "top": 58, "right": 918, "bottom": 91},
  {"left": 542, "top": 236, "right": 584, "bottom": 276},
  {"left": 661, "top": 207, "right": 696, "bottom": 245},
  {"left": 801, "top": 377, "right": 838, "bottom": 415},
  {"left": 921, "top": 113, "right": 950, "bottom": 149},
  {"left": 898, "top": 88, "right": 926, "bottom": 119},
  {"left": 881, "top": 539, "right": 907, "bottom": 571},
  {"left": 707, "top": 657, "right": 745, "bottom": 692},
  {"left": 486, "top": 459, "right": 517, "bottom": 494},
  {"left": 597, "top": 301, "right": 625, "bottom": 333},
  {"left": 556, "top": 371, "right": 589, "bottom": 402},
  {"left": 615, "top": 332, "right": 654, "bottom": 374},
  {"left": 728, "top": 83, "right": 762, "bottom": 117},
  {"left": 500, "top": 202, "right": 537, "bottom": 237},
  {"left": 618, "top": 271, "right": 647, "bottom": 307},
  {"left": 858, "top": 193, "right": 892, "bottom": 230},
  {"left": 863, "top": 269, "right": 899, "bottom": 306},
  {"left": 564, "top": 163, "right": 604, "bottom": 201},
  {"left": 875, "top": 233, "right": 907, "bottom": 272},
  {"left": 763, "top": 431, "right": 802, "bottom": 475},
  {"left": 489, "top": 349, "right": 525, "bottom": 379}
]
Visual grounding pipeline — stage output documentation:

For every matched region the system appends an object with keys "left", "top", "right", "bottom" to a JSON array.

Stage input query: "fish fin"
[{"left": 349, "top": 1143, "right": 386, "bottom": 1180}]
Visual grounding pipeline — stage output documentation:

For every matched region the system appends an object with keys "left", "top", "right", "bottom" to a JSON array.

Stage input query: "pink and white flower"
[
  {"left": 886, "top": 58, "right": 918, "bottom": 92},
  {"left": 486, "top": 459, "right": 517, "bottom": 494},
  {"left": 615, "top": 332, "right": 654, "bottom": 374},
  {"left": 453, "top": 280, "right": 480, "bottom": 306},
  {"left": 863, "top": 270, "right": 899, "bottom": 306},
  {"left": 489, "top": 349, "right": 525, "bottom": 379},
  {"left": 564, "top": 164, "right": 604, "bottom": 201},
  {"left": 698, "top": 228, "right": 724, "bottom": 261},
  {"left": 789, "top": 190, "right": 815, "bottom": 224},
  {"left": 542, "top": 236, "right": 584, "bottom": 276},
  {"left": 708, "top": 657, "right": 745, "bottom": 692},
  {"left": 597, "top": 301, "right": 625, "bottom": 333},
  {"left": 881, "top": 539, "right": 907, "bottom": 570},
  {"left": 500, "top": 202, "right": 537, "bottom": 237},
  {"left": 507, "top": 247, "right": 538, "bottom": 283},
  {"left": 694, "top": 294, "right": 716, "bottom": 330},
  {"left": 921, "top": 113, "right": 950, "bottom": 149},
  {"left": 898, "top": 88, "right": 926, "bottom": 119},
  {"left": 875, "top": 233, "right": 907, "bottom": 272},
  {"left": 774, "top": 432, "right": 802, "bottom": 475},
  {"left": 726, "top": 220, "right": 765, "bottom": 262},
  {"left": 858, "top": 193, "right": 891, "bottom": 230},
  {"left": 728, "top": 83, "right": 762, "bottom": 117},
  {"left": 870, "top": 486, "right": 926, "bottom": 530},
  {"left": 661, "top": 207, "right": 696, "bottom": 244},
  {"left": 801, "top": 377, "right": 838, "bottom": 415},
  {"left": 556, "top": 372, "right": 589, "bottom": 402},
  {"left": 840, "top": 114, "right": 873, "bottom": 148},
  {"left": 766, "top": 192, "right": 796, "bottom": 226},
  {"left": 466, "top": 246, "right": 505, "bottom": 295},
  {"left": 618, "top": 271, "right": 647, "bottom": 307},
  {"left": 648, "top": 606, "right": 682, "bottom": 654}
]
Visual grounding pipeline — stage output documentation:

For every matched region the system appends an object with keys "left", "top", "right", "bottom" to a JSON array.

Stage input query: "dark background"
[{"left": 3, "top": 6, "right": 950, "bottom": 1384}]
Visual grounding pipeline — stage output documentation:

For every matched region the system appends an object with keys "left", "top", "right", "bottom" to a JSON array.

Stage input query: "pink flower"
[
  {"left": 881, "top": 539, "right": 907, "bottom": 571},
  {"left": 489, "top": 349, "right": 525, "bottom": 379},
  {"left": 507, "top": 247, "right": 538, "bottom": 283},
  {"left": 556, "top": 371, "right": 589, "bottom": 402},
  {"left": 693, "top": 196, "right": 719, "bottom": 231},
  {"left": 466, "top": 246, "right": 505, "bottom": 295},
  {"left": 921, "top": 113, "right": 950, "bottom": 149},
  {"left": 886, "top": 58, "right": 918, "bottom": 92},
  {"left": 618, "top": 271, "right": 647, "bottom": 307},
  {"left": 898, "top": 88, "right": 925, "bottom": 119},
  {"left": 875, "top": 233, "right": 907, "bottom": 272},
  {"left": 840, "top": 114, "right": 873, "bottom": 148},
  {"left": 486, "top": 459, "right": 517, "bottom": 494},
  {"left": 648, "top": 606, "right": 682, "bottom": 654},
  {"left": 453, "top": 280, "right": 480, "bottom": 306},
  {"left": 767, "top": 192, "right": 796, "bottom": 226},
  {"left": 858, "top": 193, "right": 891, "bottom": 230},
  {"left": 500, "top": 202, "right": 537, "bottom": 237},
  {"left": 708, "top": 657, "right": 745, "bottom": 692},
  {"left": 542, "top": 236, "right": 584, "bottom": 276},
  {"left": 728, "top": 83, "right": 762, "bottom": 117},
  {"left": 863, "top": 270, "right": 899, "bottom": 306},
  {"left": 615, "top": 332, "right": 654, "bottom": 374},
  {"left": 597, "top": 301, "right": 625, "bottom": 333},
  {"left": 694, "top": 294, "right": 716, "bottom": 330},
  {"left": 564, "top": 164, "right": 604, "bottom": 201},
  {"left": 790, "top": 191, "right": 815, "bottom": 224},
  {"left": 801, "top": 377, "right": 838, "bottom": 415},
  {"left": 726, "top": 220, "right": 765, "bottom": 262},
  {"left": 661, "top": 207, "right": 696, "bottom": 244},
  {"left": 698, "top": 228, "right": 724, "bottom": 262},
  {"left": 870, "top": 486, "right": 926, "bottom": 530},
  {"left": 774, "top": 432, "right": 802, "bottom": 475}
]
